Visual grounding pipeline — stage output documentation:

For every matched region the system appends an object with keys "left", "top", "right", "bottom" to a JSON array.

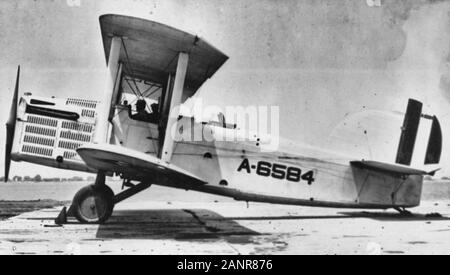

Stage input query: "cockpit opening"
[
  {"left": 118, "top": 74, "right": 163, "bottom": 125},
  {"left": 127, "top": 99, "right": 159, "bottom": 124}
]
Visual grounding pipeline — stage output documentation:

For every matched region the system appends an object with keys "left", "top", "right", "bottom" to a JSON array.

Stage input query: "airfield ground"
[
  {"left": 0, "top": 181, "right": 449, "bottom": 255},
  {"left": 0, "top": 200, "right": 67, "bottom": 221}
]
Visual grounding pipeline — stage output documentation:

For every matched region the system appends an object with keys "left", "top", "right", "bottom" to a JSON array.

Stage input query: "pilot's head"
[
  {"left": 151, "top": 103, "right": 158, "bottom": 113},
  {"left": 136, "top": 99, "right": 147, "bottom": 111}
]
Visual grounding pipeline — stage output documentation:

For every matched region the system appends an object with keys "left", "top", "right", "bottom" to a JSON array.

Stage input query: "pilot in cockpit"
[{"left": 128, "top": 99, "right": 159, "bottom": 124}]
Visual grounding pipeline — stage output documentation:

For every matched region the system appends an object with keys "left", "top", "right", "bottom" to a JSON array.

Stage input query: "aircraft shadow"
[
  {"left": 95, "top": 209, "right": 260, "bottom": 242},
  {"left": 211, "top": 211, "right": 450, "bottom": 222},
  {"left": 338, "top": 211, "right": 450, "bottom": 222},
  {"left": 95, "top": 209, "right": 449, "bottom": 241}
]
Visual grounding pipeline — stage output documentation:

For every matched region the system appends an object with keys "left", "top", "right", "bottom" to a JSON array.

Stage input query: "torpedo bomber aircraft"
[{"left": 4, "top": 14, "right": 443, "bottom": 223}]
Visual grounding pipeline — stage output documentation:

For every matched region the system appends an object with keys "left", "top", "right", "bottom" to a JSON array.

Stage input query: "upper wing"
[
  {"left": 76, "top": 144, "right": 207, "bottom": 185},
  {"left": 100, "top": 14, "right": 229, "bottom": 99},
  {"left": 350, "top": 160, "right": 439, "bottom": 176}
]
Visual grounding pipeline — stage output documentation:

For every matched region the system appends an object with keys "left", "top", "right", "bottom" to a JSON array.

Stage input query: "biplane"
[{"left": 4, "top": 14, "right": 443, "bottom": 223}]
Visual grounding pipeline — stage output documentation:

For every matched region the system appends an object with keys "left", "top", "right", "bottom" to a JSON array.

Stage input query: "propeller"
[{"left": 5, "top": 66, "right": 20, "bottom": 182}]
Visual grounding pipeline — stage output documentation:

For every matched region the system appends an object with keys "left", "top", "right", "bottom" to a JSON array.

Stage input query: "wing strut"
[
  {"left": 94, "top": 36, "right": 122, "bottom": 144},
  {"left": 160, "top": 53, "right": 189, "bottom": 163}
]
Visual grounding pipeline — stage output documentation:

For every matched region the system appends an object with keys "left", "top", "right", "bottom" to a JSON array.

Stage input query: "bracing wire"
[{"left": 119, "top": 37, "right": 159, "bottom": 152}]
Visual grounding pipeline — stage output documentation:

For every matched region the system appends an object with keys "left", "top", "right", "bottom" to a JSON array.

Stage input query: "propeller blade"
[{"left": 5, "top": 66, "right": 20, "bottom": 182}]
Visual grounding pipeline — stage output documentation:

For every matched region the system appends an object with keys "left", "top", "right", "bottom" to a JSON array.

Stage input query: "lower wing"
[{"left": 76, "top": 144, "right": 207, "bottom": 186}]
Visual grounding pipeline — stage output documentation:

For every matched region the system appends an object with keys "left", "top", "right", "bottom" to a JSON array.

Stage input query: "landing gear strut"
[
  {"left": 71, "top": 172, "right": 115, "bottom": 224},
  {"left": 57, "top": 173, "right": 153, "bottom": 224}
]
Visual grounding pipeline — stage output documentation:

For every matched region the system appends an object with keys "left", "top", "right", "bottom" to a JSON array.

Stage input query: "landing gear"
[
  {"left": 72, "top": 184, "right": 114, "bottom": 224},
  {"left": 72, "top": 183, "right": 115, "bottom": 224},
  {"left": 63, "top": 172, "right": 153, "bottom": 224}
]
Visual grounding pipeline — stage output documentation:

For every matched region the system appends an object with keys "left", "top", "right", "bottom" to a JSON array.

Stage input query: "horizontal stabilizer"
[
  {"left": 77, "top": 144, "right": 207, "bottom": 186},
  {"left": 350, "top": 160, "right": 437, "bottom": 176}
]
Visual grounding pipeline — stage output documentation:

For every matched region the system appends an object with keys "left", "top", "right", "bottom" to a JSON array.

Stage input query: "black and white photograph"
[{"left": 1, "top": 0, "right": 450, "bottom": 257}]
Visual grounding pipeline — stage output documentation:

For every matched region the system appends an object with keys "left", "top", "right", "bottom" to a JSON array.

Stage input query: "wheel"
[{"left": 72, "top": 184, "right": 115, "bottom": 224}]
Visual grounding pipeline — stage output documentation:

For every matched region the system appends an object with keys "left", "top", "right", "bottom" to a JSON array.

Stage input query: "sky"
[{"left": 2, "top": 0, "right": 450, "bottom": 178}]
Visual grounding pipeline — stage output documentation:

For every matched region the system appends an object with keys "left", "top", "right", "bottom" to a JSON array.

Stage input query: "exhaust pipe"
[{"left": 5, "top": 66, "right": 20, "bottom": 182}]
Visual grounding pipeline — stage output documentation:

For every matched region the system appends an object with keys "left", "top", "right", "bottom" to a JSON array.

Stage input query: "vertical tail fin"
[
  {"left": 396, "top": 99, "right": 422, "bottom": 166},
  {"left": 424, "top": 116, "right": 442, "bottom": 165},
  {"left": 395, "top": 99, "right": 443, "bottom": 166}
]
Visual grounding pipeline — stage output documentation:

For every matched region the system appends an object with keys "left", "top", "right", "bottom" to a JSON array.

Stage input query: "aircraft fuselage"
[{"left": 10, "top": 94, "right": 424, "bottom": 210}]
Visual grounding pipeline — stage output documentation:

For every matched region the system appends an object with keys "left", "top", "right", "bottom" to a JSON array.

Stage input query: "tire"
[{"left": 72, "top": 184, "right": 115, "bottom": 224}]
